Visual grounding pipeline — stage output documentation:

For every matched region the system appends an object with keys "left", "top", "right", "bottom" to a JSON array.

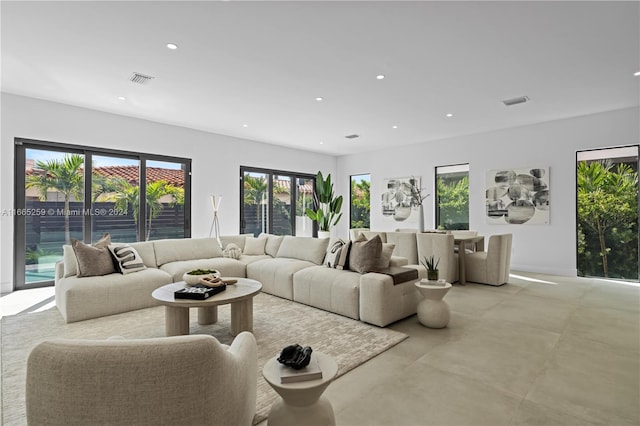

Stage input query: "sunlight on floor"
[
  {"left": 509, "top": 273, "right": 558, "bottom": 285},
  {"left": 0, "top": 286, "right": 56, "bottom": 319}
]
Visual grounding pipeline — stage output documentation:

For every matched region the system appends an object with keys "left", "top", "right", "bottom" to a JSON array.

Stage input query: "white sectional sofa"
[{"left": 55, "top": 234, "right": 424, "bottom": 326}]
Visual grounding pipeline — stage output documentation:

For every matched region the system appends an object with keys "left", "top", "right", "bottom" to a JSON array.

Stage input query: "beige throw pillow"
[
  {"left": 375, "top": 243, "right": 396, "bottom": 269},
  {"left": 71, "top": 233, "right": 116, "bottom": 278},
  {"left": 348, "top": 234, "right": 382, "bottom": 274},
  {"left": 244, "top": 236, "right": 267, "bottom": 255}
]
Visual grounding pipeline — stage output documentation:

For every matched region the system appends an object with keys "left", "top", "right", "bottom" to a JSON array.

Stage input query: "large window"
[
  {"left": 241, "top": 167, "right": 315, "bottom": 236},
  {"left": 576, "top": 146, "right": 639, "bottom": 281},
  {"left": 15, "top": 138, "right": 191, "bottom": 290},
  {"left": 435, "top": 164, "right": 469, "bottom": 230},
  {"left": 350, "top": 174, "right": 370, "bottom": 229}
]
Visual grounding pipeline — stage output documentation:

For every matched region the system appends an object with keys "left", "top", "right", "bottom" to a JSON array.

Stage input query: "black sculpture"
[{"left": 277, "top": 344, "right": 313, "bottom": 370}]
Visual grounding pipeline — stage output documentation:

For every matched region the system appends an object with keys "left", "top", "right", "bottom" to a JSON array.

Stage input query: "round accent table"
[
  {"left": 262, "top": 352, "right": 338, "bottom": 426},
  {"left": 415, "top": 280, "right": 452, "bottom": 328}
]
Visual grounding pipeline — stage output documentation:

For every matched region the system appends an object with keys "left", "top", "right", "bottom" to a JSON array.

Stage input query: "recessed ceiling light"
[
  {"left": 376, "top": 74, "right": 385, "bottom": 80},
  {"left": 117, "top": 96, "right": 126, "bottom": 101},
  {"left": 242, "top": 124, "right": 249, "bottom": 128},
  {"left": 635, "top": 71, "right": 640, "bottom": 76},
  {"left": 445, "top": 113, "right": 454, "bottom": 118},
  {"left": 166, "top": 43, "right": 178, "bottom": 50},
  {"left": 392, "top": 125, "right": 398, "bottom": 129},
  {"left": 319, "top": 141, "right": 324, "bottom": 145},
  {"left": 315, "top": 97, "right": 324, "bottom": 101}
]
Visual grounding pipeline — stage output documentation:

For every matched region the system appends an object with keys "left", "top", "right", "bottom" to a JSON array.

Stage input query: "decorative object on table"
[
  {"left": 306, "top": 171, "right": 343, "bottom": 237},
  {"left": 278, "top": 353, "right": 323, "bottom": 383},
  {"left": 486, "top": 166, "right": 549, "bottom": 225},
  {"left": 421, "top": 255, "right": 440, "bottom": 281},
  {"left": 174, "top": 283, "right": 226, "bottom": 300},
  {"left": 182, "top": 269, "right": 220, "bottom": 285},
  {"left": 277, "top": 344, "right": 313, "bottom": 369},
  {"left": 208, "top": 194, "right": 222, "bottom": 243},
  {"left": 381, "top": 177, "right": 430, "bottom": 229}
]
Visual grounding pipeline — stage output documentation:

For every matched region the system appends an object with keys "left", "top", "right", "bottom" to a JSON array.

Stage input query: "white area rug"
[{"left": 1, "top": 292, "right": 407, "bottom": 425}]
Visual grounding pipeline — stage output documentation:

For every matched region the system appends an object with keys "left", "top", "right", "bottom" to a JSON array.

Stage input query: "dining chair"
[{"left": 465, "top": 234, "right": 512, "bottom": 286}]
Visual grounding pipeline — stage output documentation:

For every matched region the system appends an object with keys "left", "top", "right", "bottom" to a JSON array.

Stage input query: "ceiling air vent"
[
  {"left": 502, "top": 96, "right": 530, "bottom": 106},
  {"left": 129, "top": 72, "right": 155, "bottom": 85},
  {"left": 345, "top": 134, "right": 360, "bottom": 139}
]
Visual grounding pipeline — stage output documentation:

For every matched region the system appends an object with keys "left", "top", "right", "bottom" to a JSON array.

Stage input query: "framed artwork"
[
  {"left": 486, "top": 167, "right": 549, "bottom": 225},
  {"left": 381, "top": 177, "right": 421, "bottom": 223}
]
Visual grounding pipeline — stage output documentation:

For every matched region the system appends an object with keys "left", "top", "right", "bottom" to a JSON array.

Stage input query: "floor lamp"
[{"left": 209, "top": 195, "right": 222, "bottom": 244}]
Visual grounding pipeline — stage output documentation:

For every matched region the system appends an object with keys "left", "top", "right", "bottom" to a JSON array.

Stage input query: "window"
[
  {"left": 350, "top": 174, "right": 370, "bottom": 229},
  {"left": 576, "top": 146, "right": 639, "bottom": 281},
  {"left": 435, "top": 164, "right": 469, "bottom": 230},
  {"left": 240, "top": 167, "right": 315, "bottom": 236},
  {"left": 15, "top": 138, "right": 191, "bottom": 290}
]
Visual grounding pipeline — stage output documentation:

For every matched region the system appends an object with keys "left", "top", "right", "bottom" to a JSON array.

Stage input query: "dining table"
[{"left": 453, "top": 235, "right": 485, "bottom": 285}]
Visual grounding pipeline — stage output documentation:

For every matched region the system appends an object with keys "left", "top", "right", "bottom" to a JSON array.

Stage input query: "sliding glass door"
[
  {"left": 14, "top": 138, "right": 191, "bottom": 290},
  {"left": 240, "top": 167, "right": 315, "bottom": 236},
  {"left": 576, "top": 146, "right": 639, "bottom": 281}
]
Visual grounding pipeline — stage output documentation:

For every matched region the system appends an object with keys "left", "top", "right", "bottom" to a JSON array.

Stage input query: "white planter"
[{"left": 317, "top": 231, "right": 331, "bottom": 239}]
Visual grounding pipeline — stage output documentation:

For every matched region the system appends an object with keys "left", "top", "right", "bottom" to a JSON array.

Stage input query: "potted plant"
[
  {"left": 306, "top": 171, "right": 343, "bottom": 238},
  {"left": 182, "top": 269, "right": 220, "bottom": 285},
  {"left": 421, "top": 255, "right": 440, "bottom": 282}
]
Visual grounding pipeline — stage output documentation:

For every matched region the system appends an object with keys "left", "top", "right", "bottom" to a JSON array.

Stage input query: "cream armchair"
[
  {"left": 26, "top": 333, "right": 258, "bottom": 426},
  {"left": 416, "top": 233, "right": 459, "bottom": 283},
  {"left": 465, "top": 234, "right": 512, "bottom": 286}
]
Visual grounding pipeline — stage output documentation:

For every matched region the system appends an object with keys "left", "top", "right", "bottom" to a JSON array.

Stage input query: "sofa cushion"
[
  {"left": 348, "top": 234, "right": 382, "bottom": 274},
  {"left": 153, "top": 238, "right": 223, "bottom": 266},
  {"left": 244, "top": 236, "right": 267, "bottom": 255},
  {"left": 385, "top": 232, "right": 418, "bottom": 265},
  {"left": 219, "top": 234, "right": 252, "bottom": 251},
  {"left": 375, "top": 243, "right": 396, "bottom": 269},
  {"left": 276, "top": 236, "right": 329, "bottom": 265},
  {"left": 262, "top": 234, "right": 284, "bottom": 257},
  {"left": 246, "top": 257, "right": 315, "bottom": 299},
  {"left": 72, "top": 234, "right": 116, "bottom": 278},
  {"left": 293, "top": 265, "right": 361, "bottom": 320},
  {"left": 108, "top": 245, "right": 147, "bottom": 274}
]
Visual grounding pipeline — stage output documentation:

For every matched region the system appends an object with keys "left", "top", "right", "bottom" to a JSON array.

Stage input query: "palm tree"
[
  {"left": 244, "top": 175, "right": 268, "bottom": 233},
  {"left": 108, "top": 178, "right": 183, "bottom": 241},
  {"left": 26, "top": 154, "right": 84, "bottom": 244}
]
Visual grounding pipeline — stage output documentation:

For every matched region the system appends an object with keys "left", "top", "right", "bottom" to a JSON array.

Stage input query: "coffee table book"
[
  {"left": 174, "top": 284, "right": 226, "bottom": 300},
  {"left": 278, "top": 354, "right": 323, "bottom": 383}
]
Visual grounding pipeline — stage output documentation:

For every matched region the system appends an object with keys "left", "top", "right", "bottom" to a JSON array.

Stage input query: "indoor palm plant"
[{"left": 306, "top": 171, "right": 343, "bottom": 238}]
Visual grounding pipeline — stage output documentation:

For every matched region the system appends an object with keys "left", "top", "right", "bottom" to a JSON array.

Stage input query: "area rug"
[{"left": 1, "top": 293, "right": 407, "bottom": 425}]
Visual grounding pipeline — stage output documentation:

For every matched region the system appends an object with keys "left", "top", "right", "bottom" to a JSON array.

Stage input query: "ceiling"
[{"left": 2, "top": 1, "right": 638, "bottom": 156}]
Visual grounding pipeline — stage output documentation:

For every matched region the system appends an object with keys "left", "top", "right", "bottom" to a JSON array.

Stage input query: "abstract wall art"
[
  {"left": 486, "top": 167, "right": 549, "bottom": 225},
  {"left": 381, "top": 177, "right": 421, "bottom": 223}
]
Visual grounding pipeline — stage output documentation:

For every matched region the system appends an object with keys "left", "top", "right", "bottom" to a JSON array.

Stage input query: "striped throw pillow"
[{"left": 108, "top": 245, "right": 147, "bottom": 275}]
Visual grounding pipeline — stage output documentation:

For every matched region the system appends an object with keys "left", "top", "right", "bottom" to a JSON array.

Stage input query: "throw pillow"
[
  {"left": 325, "top": 239, "right": 351, "bottom": 270},
  {"left": 375, "top": 243, "right": 396, "bottom": 269},
  {"left": 244, "top": 236, "right": 267, "bottom": 255},
  {"left": 223, "top": 243, "right": 242, "bottom": 259},
  {"left": 348, "top": 234, "right": 382, "bottom": 274},
  {"left": 71, "top": 233, "right": 116, "bottom": 278},
  {"left": 108, "top": 245, "right": 147, "bottom": 275}
]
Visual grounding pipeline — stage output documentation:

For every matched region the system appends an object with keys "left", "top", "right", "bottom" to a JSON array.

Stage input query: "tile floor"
[{"left": 2, "top": 272, "right": 639, "bottom": 426}]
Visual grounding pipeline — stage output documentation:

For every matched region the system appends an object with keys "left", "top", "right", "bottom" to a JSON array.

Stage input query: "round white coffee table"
[
  {"left": 415, "top": 280, "right": 452, "bottom": 328},
  {"left": 151, "top": 278, "right": 261, "bottom": 336},
  {"left": 262, "top": 351, "right": 338, "bottom": 426}
]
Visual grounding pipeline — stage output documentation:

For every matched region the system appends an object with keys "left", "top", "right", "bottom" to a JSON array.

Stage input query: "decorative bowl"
[{"left": 183, "top": 269, "right": 221, "bottom": 285}]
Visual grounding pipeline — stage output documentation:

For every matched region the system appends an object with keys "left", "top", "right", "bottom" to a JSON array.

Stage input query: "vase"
[
  {"left": 318, "top": 231, "right": 330, "bottom": 239},
  {"left": 417, "top": 205, "right": 425, "bottom": 233},
  {"left": 427, "top": 270, "right": 439, "bottom": 281}
]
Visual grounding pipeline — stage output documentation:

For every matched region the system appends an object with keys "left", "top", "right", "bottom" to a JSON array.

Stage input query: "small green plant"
[
  {"left": 186, "top": 269, "right": 218, "bottom": 275},
  {"left": 421, "top": 255, "right": 440, "bottom": 281}
]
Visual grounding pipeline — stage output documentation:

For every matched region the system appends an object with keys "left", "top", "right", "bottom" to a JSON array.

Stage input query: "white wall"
[
  {"left": 0, "top": 93, "right": 336, "bottom": 292},
  {"left": 336, "top": 107, "right": 639, "bottom": 276}
]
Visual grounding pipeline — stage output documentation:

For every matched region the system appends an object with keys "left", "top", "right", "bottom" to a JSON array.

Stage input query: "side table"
[
  {"left": 262, "top": 352, "right": 338, "bottom": 426},
  {"left": 415, "top": 280, "right": 452, "bottom": 328}
]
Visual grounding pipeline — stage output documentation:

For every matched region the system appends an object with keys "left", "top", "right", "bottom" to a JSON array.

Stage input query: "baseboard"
[{"left": 510, "top": 264, "right": 577, "bottom": 277}]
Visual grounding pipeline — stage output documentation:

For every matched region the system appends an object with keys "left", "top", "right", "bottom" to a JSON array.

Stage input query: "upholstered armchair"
[
  {"left": 416, "top": 233, "right": 459, "bottom": 283},
  {"left": 26, "top": 333, "right": 258, "bottom": 426},
  {"left": 465, "top": 234, "right": 512, "bottom": 286}
]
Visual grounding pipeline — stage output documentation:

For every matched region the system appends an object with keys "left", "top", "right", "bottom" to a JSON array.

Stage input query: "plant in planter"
[
  {"left": 182, "top": 269, "right": 220, "bottom": 285},
  {"left": 305, "top": 171, "right": 343, "bottom": 237},
  {"left": 421, "top": 255, "right": 440, "bottom": 281}
]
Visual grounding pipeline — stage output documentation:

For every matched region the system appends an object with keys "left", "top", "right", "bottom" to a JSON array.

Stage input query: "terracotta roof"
[{"left": 26, "top": 165, "right": 185, "bottom": 187}]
